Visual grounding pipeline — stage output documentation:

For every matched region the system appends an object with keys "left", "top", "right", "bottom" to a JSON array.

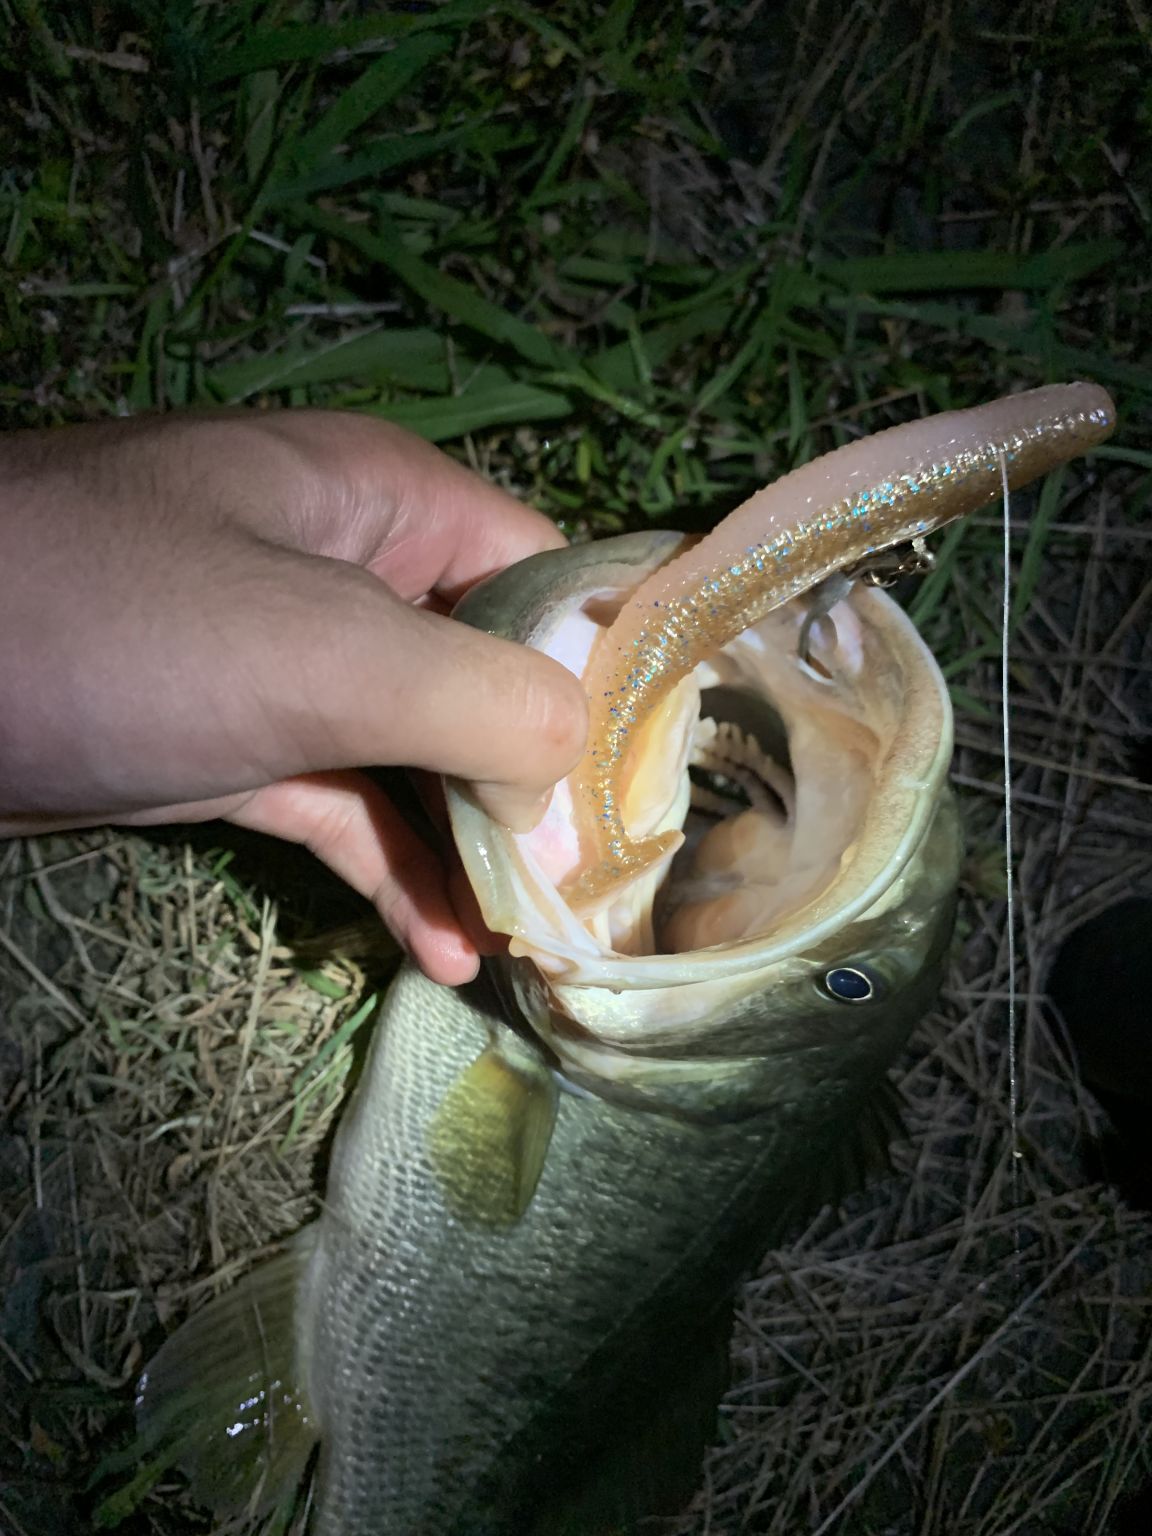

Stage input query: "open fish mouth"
[
  {"left": 448, "top": 382, "right": 1114, "bottom": 992},
  {"left": 536, "top": 573, "right": 941, "bottom": 952},
  {"left": 665, "top": 647, "right": 847, "bottom": 942},
  {"left": 449, "top": 540, "right": 953, "bottom": 989},
  {"left": 443, "top": 529, "right": 968, "bottom": 1120}
]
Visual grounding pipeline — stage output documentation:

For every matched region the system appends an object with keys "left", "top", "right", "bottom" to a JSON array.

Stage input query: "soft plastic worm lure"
[{"left": 566, "top": 382, "right": 1115, "bottom": 909}]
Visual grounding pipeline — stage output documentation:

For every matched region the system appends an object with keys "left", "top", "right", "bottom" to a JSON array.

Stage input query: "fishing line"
[{"left": 999, "top": 451, "right": 1022, "bottom": 1201}]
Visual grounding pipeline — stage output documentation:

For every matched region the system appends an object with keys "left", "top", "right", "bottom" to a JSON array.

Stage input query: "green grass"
[
  {"left": 6, "top": 0, "right": 1148, "bottom": 733},
  {"left": 3, "top": 1, "right": 1148, "bottom": 557}
]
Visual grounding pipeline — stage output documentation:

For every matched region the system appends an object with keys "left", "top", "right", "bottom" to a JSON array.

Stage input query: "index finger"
[{"left": 265, "top": 412, "right": 568, "bottom": 603}]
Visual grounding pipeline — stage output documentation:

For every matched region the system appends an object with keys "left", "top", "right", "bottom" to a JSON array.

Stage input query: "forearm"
[{"left": 0, "top": 417, "right": 287, "bottom": 819}]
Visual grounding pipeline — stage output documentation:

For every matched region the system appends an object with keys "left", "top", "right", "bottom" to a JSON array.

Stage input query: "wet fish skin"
[
  {"left": 132, "top": 542, "right": 961, "bottom": 1536},
  {"left": 132, "top": 818, "right": 956, "bottom": 1534}
]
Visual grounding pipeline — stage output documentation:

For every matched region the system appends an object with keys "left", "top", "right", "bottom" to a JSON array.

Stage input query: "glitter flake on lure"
[{"left": 568, "top": 383, "right": 1115, "bottom": 908}]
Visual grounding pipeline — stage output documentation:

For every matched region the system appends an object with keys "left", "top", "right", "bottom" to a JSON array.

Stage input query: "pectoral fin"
[
  {"left": 790, "top": 1074, "right": 907, "bottom": 1222},
  {"left": 428, "top": 1040, "right": 558, "bottom": 1227}
]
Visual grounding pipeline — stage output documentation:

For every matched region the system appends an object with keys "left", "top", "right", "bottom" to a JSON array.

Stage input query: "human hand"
[{"left": 0, "top": 412, "right": 587, "bottom": 984}]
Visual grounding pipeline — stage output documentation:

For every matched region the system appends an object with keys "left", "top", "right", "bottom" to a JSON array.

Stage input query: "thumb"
[{"left": 247, "top": 546, "right": 589, "bottom": 830}]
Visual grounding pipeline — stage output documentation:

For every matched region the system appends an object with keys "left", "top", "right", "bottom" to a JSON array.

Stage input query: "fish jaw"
[
  {"left": 504, "top": 597, "right": 960, "bottom": 1106},
  {"left": 566, "top": 383, "right": 1114, "bottom": 908},
  {"left": 448, "top": 529, "right": 698, "bottom": 956},
  {"left": 504, "top": 794, "right": 961, "bottom": 1119}
]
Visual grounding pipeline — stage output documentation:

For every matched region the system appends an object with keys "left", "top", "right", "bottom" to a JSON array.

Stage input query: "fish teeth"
[{"left": 689, "top": 719, "right": 794, "bottom": 817}]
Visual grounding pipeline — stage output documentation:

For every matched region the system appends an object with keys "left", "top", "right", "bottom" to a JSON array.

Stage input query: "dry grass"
[
  {"left": 0, "top": 832, "right": 381, "bottom": 1536},
  {"left": 671, "top": 479, "right": 1152, "bottom": 1535}
]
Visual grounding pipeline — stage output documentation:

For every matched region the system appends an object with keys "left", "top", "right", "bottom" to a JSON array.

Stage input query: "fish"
[{"left": 125, "top": 382, "right": 1114, "bottom": 1535}]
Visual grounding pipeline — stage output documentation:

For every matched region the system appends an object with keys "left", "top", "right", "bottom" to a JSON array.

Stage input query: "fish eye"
[{"left": 819, "top": 965, "right": 882, "bottom": 1004}]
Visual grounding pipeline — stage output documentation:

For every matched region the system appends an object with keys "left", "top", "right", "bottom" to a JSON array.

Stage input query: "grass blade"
[
  {"left": 298, "top": 206, "right": 577, "bottom": 372},
  {"left": 208, "top": 328, "right": 450, "bottom": 400},
  {"left": 203, "top": 0, "right": 492, "bottom": 82},
  {"left": 1011, "top": 465, "right": 1064, "bottom": 634},
  {"left": 268, "top": 125, "right": 523, "bottom": 204},
  {"left": 284, "top": 33, "right": 454, "bottom": 171},
  {"left": 822, "top": 242, "right": 1122, "bottom": 293},
  {"left": 365, "top": 381, "right": 572, "bottom": 441}
]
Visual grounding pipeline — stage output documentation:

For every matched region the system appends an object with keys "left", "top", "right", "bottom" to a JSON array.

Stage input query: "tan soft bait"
[{"left": 566, "top": 382, "right": 1115, "bottom": 908}]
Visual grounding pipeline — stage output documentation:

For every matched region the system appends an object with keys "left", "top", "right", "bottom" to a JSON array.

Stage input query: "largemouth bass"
[{"left": 130, "top": 383, "right": 1114, "bottom": 1534}]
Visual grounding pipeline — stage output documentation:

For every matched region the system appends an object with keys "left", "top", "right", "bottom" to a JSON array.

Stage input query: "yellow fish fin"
[{"left": 428, "top": 1039, "right": 558, "bottom": 1228}]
